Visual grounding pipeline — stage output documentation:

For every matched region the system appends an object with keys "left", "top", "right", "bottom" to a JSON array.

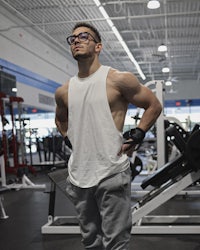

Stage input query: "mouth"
[{"left": 73, "top": 45, "right": 82, "bottom": 51}]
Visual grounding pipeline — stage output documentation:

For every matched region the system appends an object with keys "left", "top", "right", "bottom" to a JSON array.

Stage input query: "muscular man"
[{"left": 55, "top": 22, "right": 162, "bottom": 250}]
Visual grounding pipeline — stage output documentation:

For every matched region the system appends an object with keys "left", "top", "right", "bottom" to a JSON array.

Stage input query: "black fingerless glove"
[{"left": 123, "top": 127, "right": 145, "bottom": 147}]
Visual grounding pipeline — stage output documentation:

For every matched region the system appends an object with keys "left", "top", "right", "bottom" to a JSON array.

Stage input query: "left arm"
[
  {"left": 118, "top": 72, "right": 162, "bottom": 154},
  {"left": 121, "top": 72, "right": 162, "bottom": 132}
]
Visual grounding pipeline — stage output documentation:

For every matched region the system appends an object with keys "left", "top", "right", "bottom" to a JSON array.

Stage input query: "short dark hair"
[{"left": 72, "top": 22, "right": 101, "bottom": 43}]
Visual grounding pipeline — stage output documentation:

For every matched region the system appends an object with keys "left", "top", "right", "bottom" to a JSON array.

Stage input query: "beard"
[
  {"left": 72, "top": 49, "right": 94, "bottom": 61},
  {"left": 73, "top": 53, "right": 89, "bottom": 61}
]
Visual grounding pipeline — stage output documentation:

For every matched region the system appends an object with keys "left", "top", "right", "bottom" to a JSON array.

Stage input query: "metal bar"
[
  {"left": 0, "top": 155, "right": 6, "bottom": 187},
  {"left": 132, "top": 170, "right": 200, "bottom": 224},
  {"left": 48, "top": 181, "right": 56, "bottom": 218},
  {"left": 131, "top": 225, "right": 200, "bottom": 234},
  {"left": 155, "top": 80, "right": 166, "bottom": 168},
  {"left": 41, "top": 215, "right": 200, "bottom": 235}
]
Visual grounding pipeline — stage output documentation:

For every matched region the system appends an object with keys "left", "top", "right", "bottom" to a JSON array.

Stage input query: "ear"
[{"left": 95, "top": 43, "right": 102, "bottom": 53}]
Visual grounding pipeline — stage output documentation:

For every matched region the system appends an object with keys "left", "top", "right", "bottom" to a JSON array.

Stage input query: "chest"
[{"left": 69, "top": 78, "right": 107, "bottom": 111}]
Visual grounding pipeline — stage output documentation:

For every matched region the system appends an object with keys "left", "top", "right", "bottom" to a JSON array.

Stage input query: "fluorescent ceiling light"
[
  {"left": 158, "top": 44, "right": 167, "bottom": 52},
  {"left": 147, "top": 0, "right": 160, "bottom": 9},
  {"left": 93, "top": 0, "right": 146, "bottom": 80},
  {"left": 93, "top": 0, "right": 101, "bottom": 7},
  {"left": 162, "top": 67, "right": 170, "bottom": 73}
]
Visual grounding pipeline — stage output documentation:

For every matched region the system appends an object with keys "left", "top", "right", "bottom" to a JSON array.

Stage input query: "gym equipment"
[
  {"left": 146, "top": 81, "right": 165, "bottom": 168},
  {"left": 130, "top": 156, "right": 143, "bottom": 180},
  {"left": 34, "top": 134, "right": 70, "bottom": 170},
  {"left": 0, "top": 195, "right": 8, "bottom": 219},
  {"left": 186, "top": 126, "right": 200, "bottom": 171},
  {"left": 42, "top": 168, "right": 80, "bottom": 234},
  {"left": 41, "top": 122, "right": 200, "bottom": 235},
  {"left": 0, "top": 92, "right": 46, "bottom": 219},
  {"left": 141, "top": 122, "right": 190, "bottom": 189},
  {"left": 0, "top": 93, "right": 46, "bottom": 191},
  {"left": 131, "top": 123, "right": 200, "bottom": 234},
  {"left": 0, "top": 93, "right": 32, "bottom": 173}
]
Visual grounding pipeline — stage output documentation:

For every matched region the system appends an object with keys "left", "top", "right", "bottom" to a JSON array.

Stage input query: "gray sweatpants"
[{"left": 66, "top": 168, "right": 132, "bottom": 250}]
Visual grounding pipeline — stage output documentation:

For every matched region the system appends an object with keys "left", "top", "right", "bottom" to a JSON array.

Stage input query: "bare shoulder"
[
  {"left": 108, "top": 68, "right": 141, "bottom": 93},
  {"left": 107, "top": 67, "right": 158, "bottom": 108},
  {"left": 55, "top": 81, "right": 69, "bottom": 105},
  {"left": 55, "top": 81, "right": 69, "bottom": 96}
]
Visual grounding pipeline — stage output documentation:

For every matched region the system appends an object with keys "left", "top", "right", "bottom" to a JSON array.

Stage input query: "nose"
[{"left": 74, "top": 36, "right": 80, "bottom": 44}]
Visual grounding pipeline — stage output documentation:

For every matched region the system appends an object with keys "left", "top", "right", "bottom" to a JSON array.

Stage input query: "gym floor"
[{"left": 0, "top": 168, "right": 200, "bottom": 250}]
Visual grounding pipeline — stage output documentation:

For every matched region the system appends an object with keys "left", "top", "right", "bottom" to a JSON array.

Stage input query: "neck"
[{"left": 77, "top": 58, "right": 101, "bottom": 78}]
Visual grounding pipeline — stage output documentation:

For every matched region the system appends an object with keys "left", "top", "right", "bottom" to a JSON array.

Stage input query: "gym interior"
[{"left": 0, "top": 1, "right": 200, "bottom": 249}]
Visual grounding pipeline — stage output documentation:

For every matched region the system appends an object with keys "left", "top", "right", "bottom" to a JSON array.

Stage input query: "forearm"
[
  {"left": 119, "top": 103, "right": 161, "bottom": 155},
  {"left": 55, "top": 118, "right": 68, "bottom": 137},
  {"left": 138, "top": 103, "right": 162, "bottom": 132}
]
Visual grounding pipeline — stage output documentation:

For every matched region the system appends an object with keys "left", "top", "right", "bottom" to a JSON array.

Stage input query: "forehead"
[{"left": 72, "top": 26, "right": 93, "bottom": 35}]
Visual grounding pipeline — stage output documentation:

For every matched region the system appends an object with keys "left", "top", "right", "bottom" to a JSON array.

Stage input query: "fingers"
[{"left": 118, "top": 143, "right": 135, "bottom": 156}]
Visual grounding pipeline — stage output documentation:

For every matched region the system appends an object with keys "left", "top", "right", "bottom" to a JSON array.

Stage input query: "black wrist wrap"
[
  {"left": 64, "top": 136, "right": 72, "bottom": 149},
  {"left": 123, "top": 127, "right": 145, "bottom": 145}
]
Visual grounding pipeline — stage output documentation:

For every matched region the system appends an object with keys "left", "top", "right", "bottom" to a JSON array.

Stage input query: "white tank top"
[{"left": 67, "top": 65, "right": 129, "bottom": 188}]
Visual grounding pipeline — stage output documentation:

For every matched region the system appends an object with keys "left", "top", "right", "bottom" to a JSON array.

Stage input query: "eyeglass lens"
[{"left": 67, "top": 32, "right": 89, "bottom": 45}]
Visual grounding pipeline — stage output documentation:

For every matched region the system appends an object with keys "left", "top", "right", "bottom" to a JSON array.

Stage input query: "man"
[{"left": 55, "top": 22, "right": 162, "bottom": 250}]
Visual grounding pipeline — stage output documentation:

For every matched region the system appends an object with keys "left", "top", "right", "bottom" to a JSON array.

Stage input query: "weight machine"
[
  {"left": 131, "top": 123, "right": 200, "bottom": 234},
  {"left": 34, "top": 133, "right": 70, "bottom": 170},
  {"left": 0, "top": 92, "right": 46, "bottom": 190}
]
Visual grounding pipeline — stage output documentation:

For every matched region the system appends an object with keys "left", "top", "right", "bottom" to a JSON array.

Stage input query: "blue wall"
[
  {"left": 1, "top": 58, "right": 200, "bottom": 109},
  {"left": 0, "top": 58, "right": 61, "bottom": 94}
]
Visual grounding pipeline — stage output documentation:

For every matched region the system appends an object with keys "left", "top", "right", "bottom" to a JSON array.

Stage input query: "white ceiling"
[{"left": 1, "top": 0, "right": 200, "bottom": 84}]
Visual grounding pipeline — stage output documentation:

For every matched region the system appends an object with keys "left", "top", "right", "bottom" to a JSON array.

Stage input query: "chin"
[{"left": 73, "top": 53, "right": 88, "bottom": 60}]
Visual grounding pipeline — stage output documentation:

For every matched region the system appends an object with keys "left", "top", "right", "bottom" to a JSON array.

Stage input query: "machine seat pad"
[{"left": 141, "top": 154, "right": 187, "bottom": 189}]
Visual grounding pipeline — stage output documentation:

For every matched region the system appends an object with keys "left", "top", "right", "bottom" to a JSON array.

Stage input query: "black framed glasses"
[{"left": 66, "top": 32, "right": 98, "bottom": 45}]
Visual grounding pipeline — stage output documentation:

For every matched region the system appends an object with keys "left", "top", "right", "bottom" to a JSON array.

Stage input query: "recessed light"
[
  {"left": 147, "top": 0, "right": 160, "bottom": 9},
  {"left": 162, "top": 67, "right": 170, "bottom": 73},
  {"left": 158, "top": 44, "right": 167, "bottom": 52}
]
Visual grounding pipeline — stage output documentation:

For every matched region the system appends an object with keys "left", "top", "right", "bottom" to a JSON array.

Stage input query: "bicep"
[
  {"left": 119, "top": 73, "right": 154, "bottom": 109},
  {"left": 130, "top": 85, "right": 158, "bottom": 110}
]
